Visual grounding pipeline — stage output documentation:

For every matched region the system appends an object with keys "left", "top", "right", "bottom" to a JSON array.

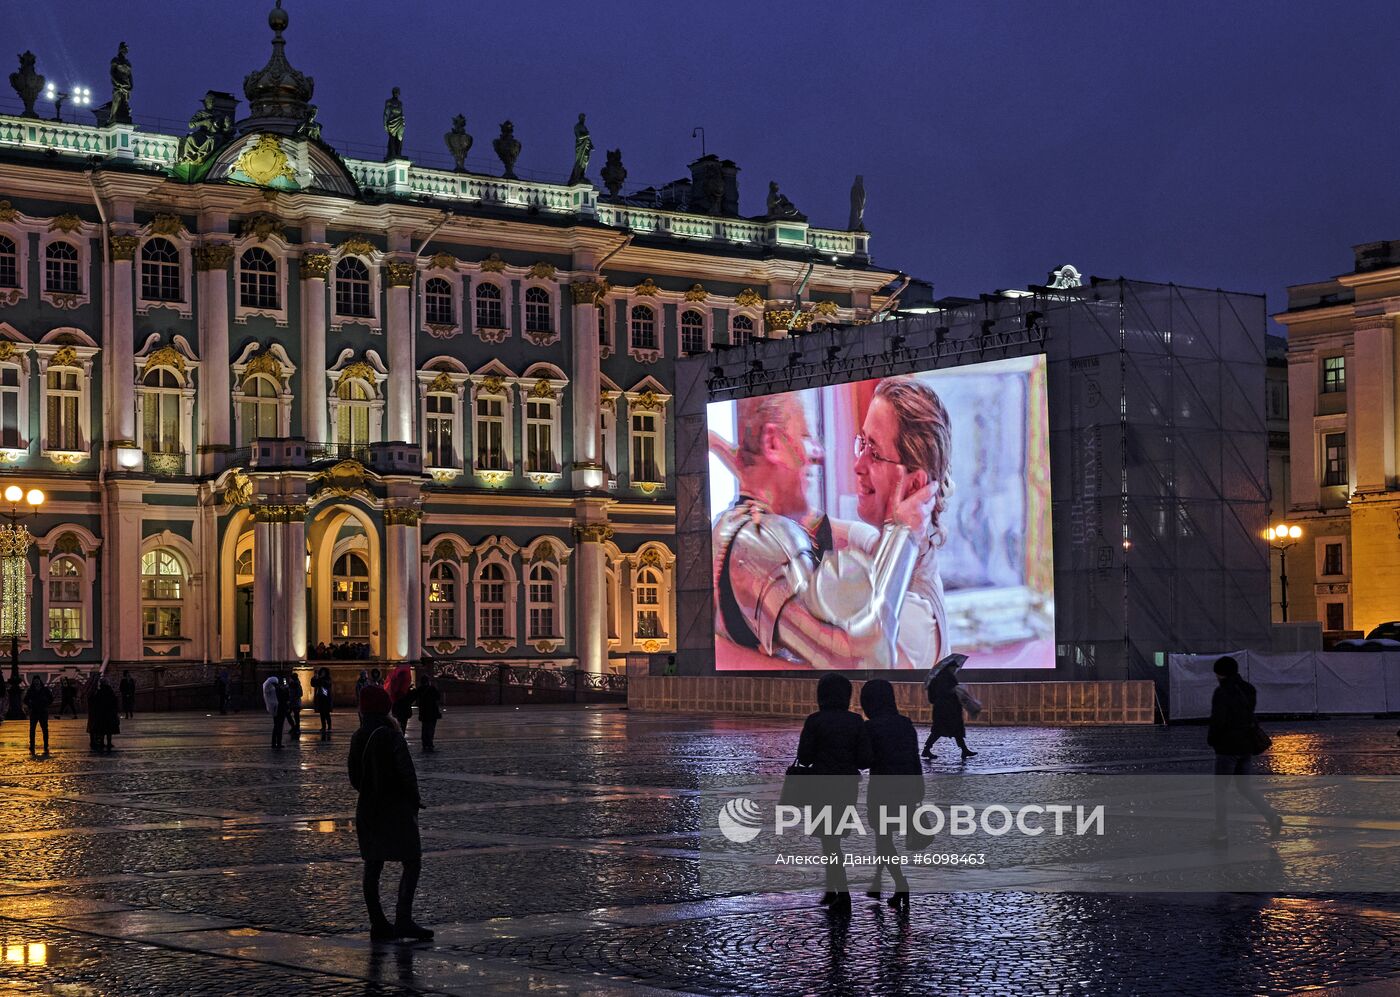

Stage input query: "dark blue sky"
[{"left": 6, "top": 1, "right": 1397, "bottom": 323}]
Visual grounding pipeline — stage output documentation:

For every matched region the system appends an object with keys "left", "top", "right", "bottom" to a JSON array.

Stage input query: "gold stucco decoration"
[
  {"left": 338, "top": 236, "right": 375, "bottom": 257},
  {"left": 637, "top": 546, "right": 667, "bottom": 569},
  {"left": 49, "top": 214, "right": 83, "bottom": 234},
  {"left": 0, "top": 341, "right": 18, "bottom": 363},
  {"left": 572, "top": 523, "right": 614, "bottom": 544},
  {"left": 479, "top": 253, "right": 507, "bottom": 273},
  {"left": 631, "top": 389, "right": 663, "bottom": 411},
  {"left": 142, "top": 346, "right": 187, "bottom": 376},
  {"left": 385, "top": 260, "right": 416, "bottom": 287},
  {"left": 528, "top": 380, "right": 556, "bottom": 400},
  {"left": 244, "top": 350, "right": 282, "bottom": 377},
  {"left": 529, "top": 261, "right": 556, "bottom": 280},
  {"left": 147, "top": 214, "right": 185, "bottom": 237},
  {"left": 684, "top": 283, "right": 708, "bottom": 302},
  {"left": 479, "top": 375, "right": 506, "bottom": 395},
  {"left": 432, "top": 540, "right": 458, "bottom": 562},
  {"left": 222, "top": 472, "right": 253, "bottom": 507},
  {"left": 232, "top": 134, "right": 297, "bottom": 187},
  {"left": 50, "top": 346, "right": 80, "bottom": 369},
  {"left": 734, "top": 288, "right": 763, "bottom": 308},
  {"left": 310, "top": 460, "right": 369, "bottom": 498},
  {"left": 384, "top": 507, "right": 423, "bottom": 527},
  {"left": 633, "top": 277, "right": 659, "bottom": 296},
  {"left": 569, "top": 278, "right": 609, "bottom": 305},
  {"left": 428, "top": 251, "right": 458, "bottom": 270},
  {"left": 427, "top": 371, "right": 454, "bottom": 393},
  {"left": 299, "top": 252, "right": 332, "bottom": 279},
  {"left": 336, "top": 361, "right": 378, "bottom": 389},
  {"left": 813, "top": 299, "right": 840, "bottom": 317},
  {"left": 239, "top": 213, "right": 285, "bottom": 242},
  {"left": 0, "top": 201, "right": 18, "bottom": 222},
  {"left": 109, "top": 235, "right": 139, "bottom": 261},
  {"left": 195, "top": 244, "right": 235, "bottom": 271}
]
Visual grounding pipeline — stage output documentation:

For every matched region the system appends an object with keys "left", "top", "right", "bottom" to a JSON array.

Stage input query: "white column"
[
  {"left": 385, "top": 260, "right": 416, "bottom": 443},
  {"left": 569, "top": 279, "right": 605, "bottom": 490},
  {"left": 106, "top": 480, "right": 144, "bottom": 664},
  {"left": 108, "top": 233, "right": 138, "bottom": 448},
  {"left": 251, "top": 512, "right": 277, "bottom": 664},
  {"left": 383, "top": 509, "right": 421, "bottom": 661},
  {"left": 572, "top": 502, "right": 611, "bottom": 674},
  {"left": 300, "top": 252, "right": 330, "bottom": 443},
  {"left": 1352, "top": 319, "right": 1395, "bottom": 493},
  {"left": 196, "top": 244, "right": 233, "bottom": 460},
  {"left": 281, "top": 514, "right": 308, "bottom": 663}
]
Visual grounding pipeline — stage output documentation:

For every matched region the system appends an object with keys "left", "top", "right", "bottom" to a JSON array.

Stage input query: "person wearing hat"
[
  {"left": 348, "top": 685, "right": 431, "bottom": 941},
  {"left": 922, "top": 653, "right": 977, "bottom": 760},
  {"left": 1207, "top": 655, "right": 1281, "bottom": 842}
]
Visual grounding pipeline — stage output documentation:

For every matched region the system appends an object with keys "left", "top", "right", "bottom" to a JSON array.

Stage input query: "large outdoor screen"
[{"left": 707, "top": 355, "right": 1053, "bottom": 671}]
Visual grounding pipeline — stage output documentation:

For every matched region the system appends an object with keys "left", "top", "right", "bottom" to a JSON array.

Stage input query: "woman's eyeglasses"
[{"left": 854, "top": 433, "right": 902, "bottom": 467}]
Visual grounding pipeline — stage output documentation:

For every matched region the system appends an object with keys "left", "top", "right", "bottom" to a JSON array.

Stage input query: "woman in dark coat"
[
  {"left": 1207, "top": 655, "right": 1280, "bottom": 841},
  {"left": 922, "top": 653, "right": 976, "bottom": 759},
  {"left": 795, "top": 673, "right": 873, "bottom": 914},
  {"left": 348, "top": 686, "right": 431, "bottom": 941},
  {"left": 313, "top": 667, "right": 334, "bottom": 739},
  {"left": 24, "top": 675, "right": 53, "bottom": 757},
  {"left": 88, "top": 677, "right": 120, "bottom": 753},
  {"left": 861, "top": 679, "right": 922, "bottom": 909}
]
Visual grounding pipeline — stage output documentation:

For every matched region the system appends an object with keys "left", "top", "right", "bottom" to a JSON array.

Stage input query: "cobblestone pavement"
[{"left": 0, "top": 707, "right": 1395, "bottom": 995}]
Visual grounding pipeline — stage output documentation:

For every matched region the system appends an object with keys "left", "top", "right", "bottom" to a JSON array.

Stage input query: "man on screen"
[{"left": 712, "top": 393, "right": 937, "bottom": 669}]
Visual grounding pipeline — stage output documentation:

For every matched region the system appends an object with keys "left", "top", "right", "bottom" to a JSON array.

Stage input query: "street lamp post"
[
  {"left": 42, "top": 82, "right": 90, "bottom": 123},
  {"left": 1, "top": 484, "right": 44, "bottom": 720},
  {"left": 1267, "top": 522, "right": 1303, "bottom": 624}
]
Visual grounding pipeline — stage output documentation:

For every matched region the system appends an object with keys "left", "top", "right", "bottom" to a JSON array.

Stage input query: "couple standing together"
[{"left": 713, "top": 376, "right": 955, "bottom": 672}]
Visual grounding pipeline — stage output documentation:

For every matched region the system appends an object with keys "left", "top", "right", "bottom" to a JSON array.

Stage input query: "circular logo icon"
[{"left": 717, "top": 797, "right": 764, "bottom": 843}]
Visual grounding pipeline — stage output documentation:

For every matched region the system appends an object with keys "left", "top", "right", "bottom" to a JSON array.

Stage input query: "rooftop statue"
[
  {"left": 493, "top": 120, "right": 521, "bottom": 179},
  {"left": 849, "top": 174, "right": 866, "bottom": 232},
  {"left": 567, "top": 113, "right": 592, "bottom": 185},
  {"left": 107, "top": 41, "right": 133, "bottom": 125},
  {"left": 176, "top": 93, "right": 233, "bottom": 166},
  {"left": 383, "top": 87, "right": 404, "bottom": 160},
  {"left": 445, "top": 113, "right": 472, "bottom": 172},
  {"left": 9, "top": 52, "right": 43, "bottom": 119},
  {"left": 765, "top": 181, "right": 806, "bottom": 222},
  {"left": 601, "top": 149, "right": 626, "bottom": 198},
  {"left": 297, "top": 103, "right": 321, "bottom": 142}
]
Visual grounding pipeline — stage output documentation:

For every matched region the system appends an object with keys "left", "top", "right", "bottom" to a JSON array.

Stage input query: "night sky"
[{"left": 5, "top": 1, "right": 1397, "bottom": 324}]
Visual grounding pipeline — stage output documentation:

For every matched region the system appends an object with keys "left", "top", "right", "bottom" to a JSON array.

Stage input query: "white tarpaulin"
[{"left": 1168, "top": 651, "right": 1400, "bottom": 719}]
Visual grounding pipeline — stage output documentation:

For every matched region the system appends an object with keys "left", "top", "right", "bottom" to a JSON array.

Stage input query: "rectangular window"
[
  {"left": 428, "top": 606, "right": 455, "bottom": 639},
  {"left": 1322, "top": 356, "right": 1346, "bottom": 394},
  {"left": 529, "top": 606, "right": 554, "bottom": 639},
  {"left": 481, "top": 606, "right": 505, "bottom": 638},
  {"left": 476, "top": 396, "right": 505, "bottom": 470},
  {"left": 1323, "top": 543, "right": 1344, "bottom": 577},
  {"left": 1325, "top": 602, "right": 1346, "bottom": 632},
  {"left": 142, "top": 606, "right": 181, "bottom": 639},
  {"left": 1323, "top": 432, "right": 1347, "bottom": 487},
  {"left": 631, "top": 411, "right": 659, "bottom": 482},
  {"left": 525, "top": 399, "right": 553, "bottom": 472},
  {"left": 46, "top": 369, "right": 80, "bottom": 452},
  {"left": 48, "top": 607, "right": 81, "bottom": 641},
  {"left": 0, "top": 366, "right": 19, "bottom": 450},
  {"left": 426, "top": 394, "right": 454, "bottom": 467}
]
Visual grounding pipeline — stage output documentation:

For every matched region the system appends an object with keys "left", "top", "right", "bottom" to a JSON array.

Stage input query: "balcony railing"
[{"left": 307, "top": 442, "right": 372, "bottom": 464}]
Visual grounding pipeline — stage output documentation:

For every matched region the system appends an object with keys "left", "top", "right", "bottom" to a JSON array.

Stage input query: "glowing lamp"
[
  {"left": 3, "top": 486, "right": 20, "bottom": 503},
  {"left": 25, "top": 489, "right": 43, "bottom": 507}
]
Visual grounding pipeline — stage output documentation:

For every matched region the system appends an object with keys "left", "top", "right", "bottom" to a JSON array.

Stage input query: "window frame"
[
  {"left": 137, "top": 235, "right": 191, "bottom": 315},
  {"left": 426, "top": 560, "right": 460, "bottom": 640},
  {"left": 334, "top": 256, "right": 375, "bottom": 320},
  {"left": 473, "top": 546, "right": 519, "bottom": 651},
  {"left": 473, "top": 279, "right": 508, "bottom": 342},
  {"left": 1322, "top": 431, "right": 1348, "bottom": 488},
  {"left": 140, "top": 548, "right": 187, "bottom": 641},
  {"left": 331, "top": 550, "right": 372, "bottom": 642},
  {"left": 629, "top": 303, "right": 659, "bottom": 359},
  {"left": 680, "top": 308, "right": 708, "bottom": 356},
  {"left": 235, "top": 243, "right": 288, "bottom": 325},
  {"left": 522, "top": 283, "right": 559, "bottom": 345},
  {"left": 34, "top": 335, "right": 97, "bottom": 461},
  {"left": 1321, "top": 355, "right": 1346, "bottom": 395}
]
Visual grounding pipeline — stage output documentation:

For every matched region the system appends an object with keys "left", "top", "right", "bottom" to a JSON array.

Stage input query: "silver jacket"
[{"left": 713, "top": 499, "right": 919, "bottom": 669}]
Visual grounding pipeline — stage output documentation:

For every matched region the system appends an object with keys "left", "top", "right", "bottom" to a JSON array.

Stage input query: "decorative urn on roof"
[{"left": 240, "top": 1, "right": 315, "bottom": 134}]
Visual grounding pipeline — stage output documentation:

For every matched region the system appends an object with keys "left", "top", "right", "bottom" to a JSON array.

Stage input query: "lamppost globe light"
[
  {"left": 3, "top": 485, "right": 21, "bottom": 504},
  {"left": 25, "top": 489, "right": 43, "bottom": 507},
  {"left": 1288, "top": 525, "right": 1302, "bottom": 540},
  {"left": 1274, "top": 523, "right": 1288, "bottom": 537}
]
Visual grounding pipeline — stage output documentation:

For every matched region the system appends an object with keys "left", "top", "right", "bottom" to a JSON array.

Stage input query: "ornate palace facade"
[{"left": 0, "top": 6, "right": 896, "bottom": 676}]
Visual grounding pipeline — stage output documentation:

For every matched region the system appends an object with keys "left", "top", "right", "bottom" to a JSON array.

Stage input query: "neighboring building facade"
[
  {"left": 1265, "top": 333, "right": 1291, "bottom": 621},
  {"left": 1276, "top": 241, "right": 1400, "bottom": 635},
  {"left": 0, "top": 7, "right": 895, "bottom": 679}
]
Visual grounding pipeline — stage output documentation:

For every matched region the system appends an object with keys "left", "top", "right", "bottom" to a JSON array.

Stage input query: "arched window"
[
  {"left": 630, "top": 305, "right": 656, "bottom": 351},
  {"left": 524, "top": 286, "right": 551, "bottom": 333},
  {"left": 427, "top": 561, "right": 457, "bottom": 638},
  {"left": 336, "top": 380, "right": 371, "bottom": 451},
  {"left": 140, "top": 549, "right": 184, "bottom": 638},
  {"left": 239, "top": 374, "right": 279, "bottom": 446},
  {"left": 731, "top": 314, "right": 754, "bottom": 347},
  {"left": 0, "top": 362, "right": 21, "bottom": 449},
  {"left": 335, "top": 258, "right": 372, "bottom": 318},
  {"left": 475, "top": 392, "right": 506, "bottom": 470},
  {"left": 478, "top": 562, "right": 508, "bottom": 638},
  {"left": 635, "top": 567, "right": 663, "bottom": 639},
  {"left": 140, "top": 238, "right": 182, "bottom": 302},
  {"left": 681, "top": 310, "right": 706, "bottom": 355},
  {"left": 475, "top": 283, "right": 503, "bottom": 329},
  {"left": 425, "top": 389, "right": 454, "bottom": 468},
  {"left": 239, "top": 247, "right": 278, "bottom": 309},
  {"left": 141, "top": 368, "right": 183, "bottom": 456},
  {"left": 425, "top": 277, "right": 454, "bottom": 325},
  {"left": 46, "top": 366, "right": 80, "bottom": 452},
  {"left": 47, "top": 556, "right": 83, "bottom": 641},
  {"left": 45, "top": 242, "right": 79, "bottom": 294},
  {"left": 0, "top": 235, "right": 17, "bottom": 288},
  {"left": 235, "top": 546, "right": 254, "bottom": 581},
  {"left": 332, "top": 552, "right": 370, "bottom": 640},
  {"left": 527, "top": 563, "right": 557, "bottom": 639}
]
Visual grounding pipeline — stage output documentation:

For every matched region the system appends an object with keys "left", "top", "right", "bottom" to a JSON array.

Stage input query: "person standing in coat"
[
  {"left": 59, "top": 677, "right": 78, "bottom": 719},
  {"left": 795, "top": 673, "right": 873, "bottom": 915},
  {"left": 922, "top": 653, "right": 977, "bottom": 760},
  {"left": 265, "top": 671, "right": 290, "bottom": 749},
  {"left": 90, "top": 678, "right": 120, "bottom": 753},
  {"left": 860, "top": 679, "right": 922, "bottom": 910},
  {"left": 287, "top": 670, "right": 304, "bottom": 739},
  {"left": 1208, "top": 656, "right": 1281, "bottom": 842},
  {"left": 313, "top": 667, "right": 334, "bottom": 739},
  {"left": 386, "top": 663, "right": 414, "bottom": 737},
  {"left": 416, "top": 676, "right": 442, "bottom": 753},
  {"left": 348, "top": 686, "right": 432, "bottom": 941},
  {"left": 24, "top": 675, "right": 53, "bottom": 757}
]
